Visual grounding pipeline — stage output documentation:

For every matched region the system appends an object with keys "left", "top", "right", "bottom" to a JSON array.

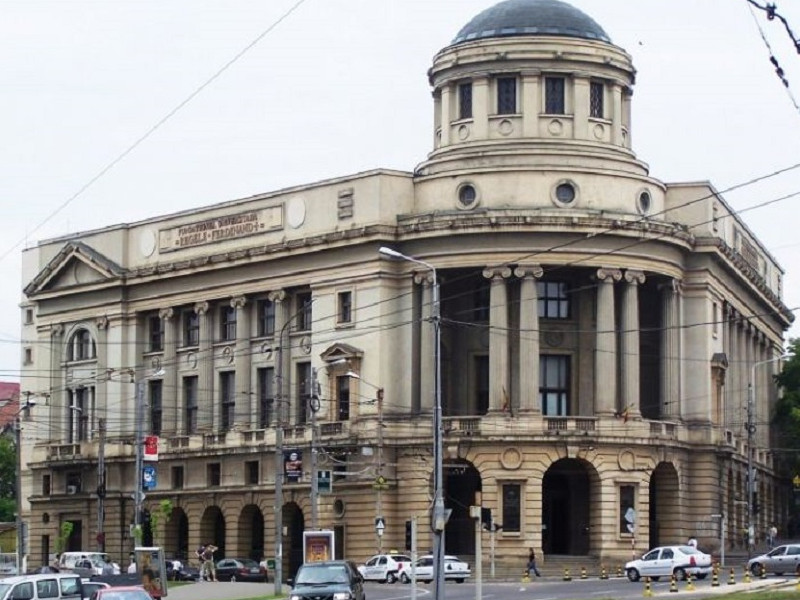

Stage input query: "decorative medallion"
[
  {"left": 498, "top": 119, "right": 514, "bottom": 136},
  {"left": 618, "top": 449, "right": 636, "bottom": 471},
  {"left": 151, "top": 357, "right": 162, "bottom": 372},
  {"left": 544, "top": 331, "right": 564, "bottom": 348},
  {"left": 222, "top": 346, "right": 234, "bottom": 364},
  {"left": 547, "top": 119, "right": 563, "bottom": 136},
  {"left": 458, "top": 124, "right": 470, "bottom": 140},
  {"left": 593, "top": 123, "right": 605, "bottom": 140},
  {"left": 187, "top": 353, "right": 197, "bottom": 369},
  {"left": 287, "top": 196, "right": 306, "bottom": 229},
  {"left": 333, "top": 499, "right": 346, "bottom": 518},
  {"left": 300, "top": 336, "right": 312, "bottom": 355},
  {"left": 139, "top": 228, "right": 157, "bottom": 257},
  {"left": 500, "top": 447, "right": 523, "bottom": 470}
]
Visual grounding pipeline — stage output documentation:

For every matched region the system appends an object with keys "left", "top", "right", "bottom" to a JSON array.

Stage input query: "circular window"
[
  {"left": 637, "top": 190, "right": 652, "bottom": 214},
  {"left": 552, "top": 180, "right": 578, "bottom": 207},
  {"left": 333, "top": 499, "right": 346, "bottom": 518},
  {"left": 456, "top": 183, "right": 479, "bottom": 210}
]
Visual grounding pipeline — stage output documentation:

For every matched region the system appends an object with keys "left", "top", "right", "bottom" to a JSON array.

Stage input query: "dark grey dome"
[{"left": 452, "top": 0, "right": 611, "bottom": 45}]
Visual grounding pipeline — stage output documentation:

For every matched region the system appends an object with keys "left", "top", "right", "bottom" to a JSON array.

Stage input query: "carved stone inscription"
[{"left": 158, "top": 206, "right": 283, "bottom": 252}]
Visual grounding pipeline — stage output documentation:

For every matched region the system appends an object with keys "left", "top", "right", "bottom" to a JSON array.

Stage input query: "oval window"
[
  {"left": 638, "top": 190, "right": 652, "bottom": 214},
  {"left": 555, "top": 182, "right": 576, "bottom": 205},
  {"left": 458, "top": 184, "right": 477, "bottom": 208}
]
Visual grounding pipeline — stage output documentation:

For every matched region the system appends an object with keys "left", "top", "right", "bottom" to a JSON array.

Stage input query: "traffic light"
[{"left": 405, "top": 520, "right": 412, "bottom": 551}]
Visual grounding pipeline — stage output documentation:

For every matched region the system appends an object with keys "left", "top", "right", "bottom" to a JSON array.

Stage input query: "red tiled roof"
[{"left": 0, "top": 382, "right": 21, "bottom": 429}]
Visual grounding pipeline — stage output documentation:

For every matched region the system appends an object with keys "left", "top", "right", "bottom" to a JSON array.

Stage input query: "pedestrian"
[
  {"left": 127, "top": 557, "right": 137, "bottom": 574},
  {"left": 527, "top": 547, "right": 541, "bottom": 578},
  {"left": 199, "top": 544, "right": 218, "bottom": 582},
  {"left": 687, "top": 535, "right": 697, "bottom": 549},
  {"left": 768, "top": 524, "right": 778, "bottom": 549}
]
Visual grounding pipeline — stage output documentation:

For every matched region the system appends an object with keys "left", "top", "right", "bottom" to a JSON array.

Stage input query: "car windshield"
[
  {"left": 767, "top": 546, "right": 787, "bottom": 557},
  {"left": 0, "top": 584, "right": 9, "bottom": 595},
  {"left": 101, "top": 591, "right": 151, "bottom": 600},
  {"left": 296, "top": 565, "right": 349, "bottom": 584}
]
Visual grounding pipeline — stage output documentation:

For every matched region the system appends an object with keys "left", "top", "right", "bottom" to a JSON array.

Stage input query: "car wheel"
[
  {"left": 626, "top": 568, "right": 640, "bottom": 582},
  {"left": 400, "top": 573, "right": 410, "bottom": 584},
  {"left": 387, "top": 572, "right": 397, "bottom": 584},
  {"left": 674, "top": 568, "right": 687, "bottom": 581},
  {"left": 456, "top": 579, "right": 465, "bottom": 583},
  {"left": 750, "top": 563, "right": 764, "bottom": 577}
]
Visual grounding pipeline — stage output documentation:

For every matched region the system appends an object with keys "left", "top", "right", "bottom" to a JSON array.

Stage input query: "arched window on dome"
[{"left": 68, "top": 328, "right": 96, "bottom": 361}]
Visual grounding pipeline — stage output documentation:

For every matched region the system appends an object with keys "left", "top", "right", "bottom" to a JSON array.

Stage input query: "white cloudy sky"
[{"left": 2, "top": 0, "right": 800, "bottom": 380}]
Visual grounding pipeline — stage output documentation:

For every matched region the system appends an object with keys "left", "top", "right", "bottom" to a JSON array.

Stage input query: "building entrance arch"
[
  {"left": 199, "top": 506, "right": 226, "bottom": 559},
  {"left": 283, "top": 502, "right": 304, "bottom": 582},
  {"left": 443, "top": 460, "right": 481, "bottom": 556},
  {"left": 542, "top": 458, "right": 598, "bottom": 555},
  {"left": 649, "top": 462, "right": 680, "bottom": 548},
  {"left": 238, "top": 504, "right": 265, "bottom": 560},
  {"left": 164, "top": 507, "right": 189, "bottom": 559}
]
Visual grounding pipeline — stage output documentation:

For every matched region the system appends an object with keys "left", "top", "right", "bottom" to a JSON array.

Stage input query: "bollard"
[
  {"left": 796, "top": 575, "right": 800, "bottom": 592},
  {"left": 580, "top": 567, "right": 587, "bottom": 579},
  {"left": 643, "top": 576, "right": 653, "bottom": 597},
  {"left": 744, "top": 567, "right": 751, "bottom": 584},
  {"left": 522, "top": 570, "right": 530, "bottom": 583},
  {"left": 711, "top": 566, "right": 719, "bottom": 587},
  {"left": 617, "top": 566, "right": 622, "bottom": 578},
  {"left": 685, "top": 572, "right": 695, "bottom": 591},
  {"left": 728, "top": 567, "right": 736, "bottom": 585},
  {"left": 600, "top": 565, "right": 608, "bottom": 580},
  {"left": 563, "top": 568, "right": 572, "bottom": 582},
  {"left": 760, "top": 567, "right": 767, "bottom": 580},
  {"left": 669, "top": 573, "right": 678, "bottom": 593}
]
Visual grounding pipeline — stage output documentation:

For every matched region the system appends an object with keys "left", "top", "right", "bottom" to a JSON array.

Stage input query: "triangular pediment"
[
  {"left": 24, "top": 241, "right": 125, "bottom": 296},
  {"left": 320, "top": 342, "right": 364, "bottom": 363}
]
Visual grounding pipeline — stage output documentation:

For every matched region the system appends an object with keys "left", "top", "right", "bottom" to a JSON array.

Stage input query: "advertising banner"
[
  {"left": 284, "top": 449, "right": 303, "bottom": 483},
  {"left": 303, "top": 530, "right": 335, "bottom": 563},
  {"left": 143, "top": 465, "right": 157, "bottom": 490},
  {"left": 144, "top": 436, "right": 159, "bottom": 461}
]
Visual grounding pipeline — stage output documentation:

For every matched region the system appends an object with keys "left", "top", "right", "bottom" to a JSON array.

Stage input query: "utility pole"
[
  {"left": 97, "top": 418, "right": 106, "bottom": 552},
  {"left": 310, "top": 368, "right": 321, "bottom": 530},
  {"left": 134, "top": 381, "right": 145, "bottom": 548},
  {"left": 15, "top": 417, "right": 23, "bottom": 574},
  {"left": 376, "top": 387, "right": 384, "bottom": 552}
]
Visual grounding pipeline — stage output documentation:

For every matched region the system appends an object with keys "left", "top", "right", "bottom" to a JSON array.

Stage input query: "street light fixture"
[
  {"left": 378, "top": 246, "right": 444, "bottom": 600},
  {"left": 746, "top": 352, "right": 792, "bottom": 557},
  {"left": 14, "top": 396, "right": 36, "bottom": 575}
]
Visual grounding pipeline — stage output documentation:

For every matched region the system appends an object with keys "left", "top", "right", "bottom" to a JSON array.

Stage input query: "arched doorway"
[
  {"left": 542, "top": 458, "right": 598, "bottom": 555},
  {"left": 199, "top": 506, "right": 226, "bottom": 559},
  {"left": 649, "top": 462, "right": 679, "bottom": 548},
  {"left": 444, "top": 460, "right": 481, "bottom": 557},
  {"left": 164, "top": 508, "right": 189, "bottom": 559},
  {"left": 238, "top": 505, "right": 265, "bottom": 560},
  {"left": 284, "top": 503, "right": 304, "bottom": 582}
]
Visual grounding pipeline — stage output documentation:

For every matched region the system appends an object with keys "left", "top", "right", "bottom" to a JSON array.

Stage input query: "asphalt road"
[{"left": 165, "top": 575, "right": 795, "bottom": 600}]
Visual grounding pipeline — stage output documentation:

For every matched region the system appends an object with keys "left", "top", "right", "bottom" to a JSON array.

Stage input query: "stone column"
[
  {"left": 660, "top": 280, "right": 680, "bottom": 418},
  {"left": 472, "top": 76, "right": 489, "bottom": 139},
  {"left": 611, "top": 83, "right": 623, "bottom": 146},
  {"left": 159, "top": 308, "right": 178, "bottom": 434},
  {"left": 231, "top": 296, "right": 252, "bottom": 428},
  {"left": 573, "top": 77, "right": 590, "bottom": 139},
  {"left": 50, "top": 324, "right": 65, "bottom": 441},
  {"left": 415, "top": 272, "right": 435, "bottom": 412},
  {"left": 269, "top": 291, "right": 287, "bottom": 424},
  {"left": 440, "top": 86, "right": 451, "bottom": 146},
  {"left": 195, "top": 301, "right": 213, "bottom": 431},
  {"left": 621, "top": 270, "right": 645, "bottom": 419},
  {"left": 594, "top": 268, "right": 621, "bottom": 415},
  {"left": 521, "top": 72, "right": 540, "bottom": 137},
  {"left": 514, "top": 264, "right": 543, "bottom": 413},
  {"left": 483, "top": 267, "right": 512, "bottom": 412}
]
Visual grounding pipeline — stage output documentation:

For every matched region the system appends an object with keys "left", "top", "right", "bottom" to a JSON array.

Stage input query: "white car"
[
  {"left": 357, "top": 554, "right": 411, "bottom": 583},
  {"left": 625, "top": 545, "right": 712, "bottom": 582},
  {"left": 398, "top": 555, "right": 471, "bottom": 584}
]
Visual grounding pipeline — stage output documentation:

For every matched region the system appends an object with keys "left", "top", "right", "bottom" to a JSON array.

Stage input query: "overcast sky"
[{"left": 2, "top": 0, "right": 800, "bottom": 381}]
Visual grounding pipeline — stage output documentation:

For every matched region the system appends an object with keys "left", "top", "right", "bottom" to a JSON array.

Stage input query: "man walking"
[{"left": 527, "top": 547, "right": 541, "bottom": 578}]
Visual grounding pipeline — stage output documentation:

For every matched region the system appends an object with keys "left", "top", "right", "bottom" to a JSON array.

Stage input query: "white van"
[
  {"left": 57, "top": 553, "right": 118, "bottom": 576},
  {"left": 0, "top": 573, "right": 82, "bottom": 600}
]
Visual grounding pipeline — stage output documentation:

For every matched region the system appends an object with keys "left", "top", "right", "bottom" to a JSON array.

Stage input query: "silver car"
[{"left": 748, "top": 544, "right": 800, "bottom": 577}]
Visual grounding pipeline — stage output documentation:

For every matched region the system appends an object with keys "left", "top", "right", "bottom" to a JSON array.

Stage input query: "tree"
[
  {"left": 773, "top": 338, "right": 800, "bottom": 476},
  {"left": 0, "top": 435, "right": 16, "bottom": 521}
]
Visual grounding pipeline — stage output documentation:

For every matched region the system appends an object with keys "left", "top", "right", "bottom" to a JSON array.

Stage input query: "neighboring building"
[
  {"left": 19, "top": 0, "right": 792, "bottom": 576},
  {"left": 0, "top": 382, "right": 21, "bottom": 435}
]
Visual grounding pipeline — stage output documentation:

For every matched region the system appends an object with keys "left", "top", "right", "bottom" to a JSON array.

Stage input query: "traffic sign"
[
  {"left": 373, "top": 475, "right": 389, "bottom": 490},
  {"left": 318, "top": 470, "right": 332, "bottom": 494},
  {"left": 374, "top": 516, "right": 386, "bottom": 533}
]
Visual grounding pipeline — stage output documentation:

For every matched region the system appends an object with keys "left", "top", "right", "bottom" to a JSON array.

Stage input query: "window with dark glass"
[
  {"left": 337, "top": 375, "right": 350, "bottom": 421},
  {"left": 619, "top": 484, "right": 636, "bottom": 534},
  {"left": 545, "top": 77, "right": 565, "bottom": 114},
  {"left": 590, "top": 81, "right": 604, "bottom": 118},
  {"left": 297, "top": 362, "right": 311, "bottom": 424},
  {"left": 257, "top": 367, "right": 274, "bottom": 429},
  {"left": 338, "top": 291, "right": 352, "bottom": 324},
  {"left": 207, "top": 463, "right": 221, "bottom": 487},
  {"left": 459, "top": 82, "right": 473, "bottom": 119},
  {"left": 297, "top": 292, "right": 313, "bottom": 331},
  {"left": 172, "top": 466, "right": 184, "bottom": 489},
  {"left": 497, "top": 77, "right": 517, "bottom": 114},
  {"left": 502, "top": 483, "right": 521, "bottom": 532},
  {"left": 246, "top": 460, "right": 259, "bottom": 485},
  {"left": 183, "top": 310, "right": 199, "bottom": 347},
  {"left": 476, "top": 355, "right": 489, "bottom": 414},
  {"left": 332, "top": 452, "right": 347, "bottom": 482},
  {"left": 149, "top": 380, "right": 163, "bottom": 436},
  {"left": 66, "top": 472, "right": 82, "bottom": 493},
  {"left": 42, "top": 474, "right": 51, "bottom": 496},
  {"left": 473, "top": 285, "right": 489, "bottom": 322},
  {"left": 540, "top": 354, "right": 570, "bottom": 416},
  {"left": 148, "top": 316, "right": 163, "bottom": 352},
  {"left": 538, "top": 281, "right": 570, "bottom": 319},
  {"left": 68, "top": 387, "right": 90, "bottom": 443},
  {"left": 220, "top": 371, "right": 235, "bottom": 431},
  {"left": 257, "top": 299, "right": 275, "bottom": 337},
  {"left": 220, "top": 305, "right": 236, "bottom": 341},
  {"left": 70, "top": 329, "right": 95, "bottom": 361},
  {"left": 184, "top": 376, "right": 198, "bottom": 434}
]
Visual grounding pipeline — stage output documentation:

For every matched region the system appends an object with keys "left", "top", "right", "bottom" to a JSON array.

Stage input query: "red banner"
[{"left": 144, "top": 436, "right": 159, "bottom": 461}]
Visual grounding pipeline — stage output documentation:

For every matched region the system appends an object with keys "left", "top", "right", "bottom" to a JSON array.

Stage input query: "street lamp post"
[
  {"left": 379, "top": 246, "right": 444, "bottom": 600},
  {"left": 746, "top": 352, "right": 791, "bottom": 557},
  {"left": 14, "top": 397, "right": 36, "bottom": 575}
]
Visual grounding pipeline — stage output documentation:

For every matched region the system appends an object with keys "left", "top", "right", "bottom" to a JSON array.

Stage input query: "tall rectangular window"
[
  {"left": 590, "top": 81, "right": 604, "bottom": 118},
  {"left": 148, "top": 315, "right": 163, "bottom": 352},
  {"left": 184, "top": 376, "right": 198, "bottom": 434},
  {"left": 538, "top": 281, "right": 570, "bottom": 319},
  {"left": 183, "top": 310, "right": 199, "bottom": 347},
  {"left": 297, "top": 292, "right": 313, "bottom": 331},
  {"left": 475, "top": 355, "right": 489, "bottom": 415},
  {"left": 220, "top": 305, "right": 237, "bottom": 341},
  {"left": 459, "top": 82, "right": 473, "bottom": 119},
  {"left": 207, "top": 463, "right": 221, "bottom": 487},
  {"left": 220, "top": 371, "right": 236, "bottom": 431},
  {"left": 338, "top": 291, "right": 352, "bottom": 324},
  {"left": 257, "top": 367, "right": 275, "bottom": 429},
  {"left": 619, "top": 484, "right": 636, "bottom": 534},
  {"left": 497, "top": 77, "right": 517, "bottom": 114},
  {"left": 68, "top": 387, "right": 90, "bottom": 443},
  {"left": 257, "top": 299, "right": 275, "bottom": 337},
  {"left": 337, "top": 376, "right": 351, "bottom": 421},
  {"left": 172, "top": 466, "right": 184, "bottom": 490},
  {"left": 297, "top": 363, "right": 311, "bottom": 424},
  {"left": 42, "top": 474, "right": 51, "bottom": 496},
  {"left": 245, "top": 460, "right": 259, "bottom": 485},
  {"left": 545, "top": 77, "right": 565, "bottom": 114},
  {"left": 502, "top": 483, "right": 521, "bottom": 532},
  {"left": 149, "top": 380, "right": 163, "bottom": 436},
  {"left": 540, "top": 355, "right": 570, "bottom": 415}
]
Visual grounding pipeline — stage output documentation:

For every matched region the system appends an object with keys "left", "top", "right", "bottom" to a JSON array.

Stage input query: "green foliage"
[
  {"left": 148, "top": 499, "right": 174, "bottom": 543},
  {"left": 773, "top": 339, "right": 800, "bottom": 475},
  {"left": 0, "top": 435, "right": 16, "bottom": 499},
  {"left": 56, "top": 521, "right": 73, "bottom": 553},
  {"left": 0, "top": 498, "right": 14, "bottom": 522}
]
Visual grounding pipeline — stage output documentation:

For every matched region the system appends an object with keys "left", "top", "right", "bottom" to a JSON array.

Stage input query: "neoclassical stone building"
[{"left": 19, "top": 0, "right": 792, "bottom": 577}]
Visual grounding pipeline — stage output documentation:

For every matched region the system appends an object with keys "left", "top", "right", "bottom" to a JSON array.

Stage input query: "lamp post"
[
  {"left": 15, "top": 397, "right": 36, "bottom": 575},
  {"left": 746, "top": 352, "right": 791, "bottom": 557},
  {"left": 379, "top": 246, "right": 444, "bottom": 600}
]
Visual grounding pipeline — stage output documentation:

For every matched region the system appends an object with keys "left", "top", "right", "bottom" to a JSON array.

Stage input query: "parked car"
[
  {"left": 625, "top": 545, "right": 712, "bottom": 582},
  {"left": 164, "top": 560, "right": 199, "bottom": 582},
  {"left": 215, "top": 558, "right": 268, "bottom": 582},
  {"left": 398, "top": 555, "right": 471, "bottom": 584},
  {"left": 357, "top": 553, "right": 411, "bottom": 583},
  {"left": 81, "top": 581, "right": 110, "bottom": 600},
  {"left": 0, "top": 573, "right": 83, "bottom": 600},
  {"left": 289, "top": 560, "right": 364, "bottom": 600},
  {"left": 748, "top": 544, "right": 800, "bottom": 577},
  {"left": 88, "top": 587, "right": 151, "bottom": 600}
]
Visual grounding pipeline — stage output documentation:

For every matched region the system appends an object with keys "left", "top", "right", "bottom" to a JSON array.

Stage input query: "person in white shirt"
[
  {"left": 127, "top": 560, "right": 137, "bottom": 574},
  {"left": 687, "top": 536, "right": 698, "bottom": 548}
]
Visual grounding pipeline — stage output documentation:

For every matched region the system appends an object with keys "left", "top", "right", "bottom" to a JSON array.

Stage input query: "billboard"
[{"left": 303, "top": 530, "right": 334, "bottom": 563}]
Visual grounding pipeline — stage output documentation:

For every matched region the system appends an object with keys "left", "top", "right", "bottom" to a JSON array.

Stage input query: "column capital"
[
  {"left": 268, "top": 290, "right": 286, "bottom": 304},
  {"left": 231, "top": 296, "right": 248, "bottom": 310},
  {"left": 658, "top": 278, "right": 682, "bottom": 294},
  {"left": 624, "top": 270, "right": 645, "bottom": 285},
  {"left": 413, "top": 271, "right": 435, "bottom": 285},
  {"left": 595, "top": 268, "right": 622, "bottom": 282},
  {"left": 482, "top": 266, "right": 512, "bottom": 280},
  {"left": 514, "top": 264, "right": 543, "bottom": 279},
  {"left": 96, "top": 316, "right": 109, "bottom": 330},
  {"left": 159, "top": 307, "right": 174, "bottom": 321},
  {"left": 51, "top": 323, "right": 64, "bottom": 338},
  {"left": 194, "top": 301, "right": 209, "bottom": 316}
]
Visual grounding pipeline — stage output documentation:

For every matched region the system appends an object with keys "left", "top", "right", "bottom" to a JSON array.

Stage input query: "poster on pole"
[
  {"left": 144, "top": 436, "right": 159, "bottom": 461},
  {"left": 303, "top": 530, "right": 335, "bottom": 563},
  {"left": 134, "top": 546, "right": 167, "bottom": 598}
]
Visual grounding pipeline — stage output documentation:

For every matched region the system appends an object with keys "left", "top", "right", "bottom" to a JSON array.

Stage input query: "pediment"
[
  {"left": 320, "top": 342, "right": 363, "bottom": 363},
  {"left": 24, "top": 241, "right": 124, "bottom": 296}
]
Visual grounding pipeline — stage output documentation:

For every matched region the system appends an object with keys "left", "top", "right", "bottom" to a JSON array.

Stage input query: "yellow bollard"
[
  {"left": 711, "top": 566, "right": 719, "bottom": 587},
  {"left": 600, "top": 565, "right": 608, "bottom": 580},
  {"left": 563, "top": 568, "right": 572, "bottom": 582},
  {"left": 580, "top": 566, "right": 587, "bottom": 579},
  {"left": 669, "top": 573, "right": 678, "bottom": 593},
  {"left": 522, "top": 570, "right": 530, "bottom": 583},
  {"left": 686, "top": 572, "right": 695, "bottom": 591},
  {"left": 643, "top": 576, "right": 653, "bottom": 597},
  {"left": 728, "top": 567, "right": 736, "bottom": 585},
  {"left": 744, "top": 567, "right": 751, "bottom": 584},
  {"left": 617, "top": 566, "right": 623, "bottom": 578}
]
